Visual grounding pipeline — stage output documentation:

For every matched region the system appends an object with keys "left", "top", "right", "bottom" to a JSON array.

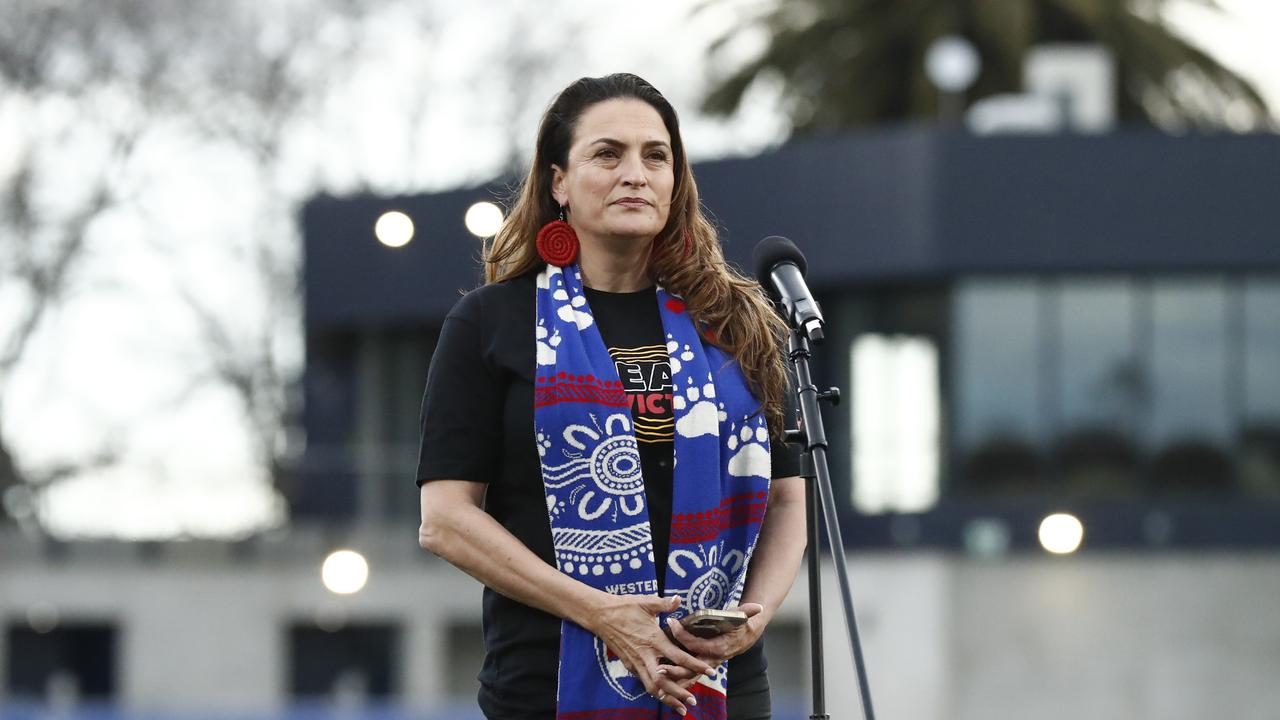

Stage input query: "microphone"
[{"left": 752, "top": 235, "right": 826, "bottom": 343}]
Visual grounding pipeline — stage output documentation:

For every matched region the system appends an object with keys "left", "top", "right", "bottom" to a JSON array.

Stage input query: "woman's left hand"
[{"left": 657, "top": 602, "right": 767, "bottom": 685}]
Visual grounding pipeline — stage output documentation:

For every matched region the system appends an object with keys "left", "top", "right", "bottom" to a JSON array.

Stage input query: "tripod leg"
[
  {"left": 806, "top": 466, "right": 829, "bottom": 720},
  {"left": 813, "top": 445, "right": 876, "bottom": 720}
]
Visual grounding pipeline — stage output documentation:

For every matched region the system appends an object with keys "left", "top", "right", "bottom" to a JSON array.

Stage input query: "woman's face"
[{"left": 551, "top": 98, "right": 675, "bottom": 246}]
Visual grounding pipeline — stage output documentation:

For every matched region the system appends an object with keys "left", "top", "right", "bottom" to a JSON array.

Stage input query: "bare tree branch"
[{"left": 0, "top": 0, "right": 413, "bottom": 531}]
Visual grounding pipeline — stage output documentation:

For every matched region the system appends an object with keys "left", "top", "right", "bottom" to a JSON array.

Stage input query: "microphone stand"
[{"left": 784, "top": 329, "right": 876, "bottom": 720}]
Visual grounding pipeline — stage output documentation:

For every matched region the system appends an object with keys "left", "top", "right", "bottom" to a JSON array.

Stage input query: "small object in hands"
[{"left": 679, "top": 608, "right": 748, "bottom": 638}]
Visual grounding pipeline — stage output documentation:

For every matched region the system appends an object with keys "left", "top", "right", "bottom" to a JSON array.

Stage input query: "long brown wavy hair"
[{"left": 485, "top": 73, "right": 789, "bottom": 440}]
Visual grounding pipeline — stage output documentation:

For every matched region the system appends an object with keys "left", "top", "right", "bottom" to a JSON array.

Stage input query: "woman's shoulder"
[{"left": 445, "top": 268, "right": 538, "bottom": 326}]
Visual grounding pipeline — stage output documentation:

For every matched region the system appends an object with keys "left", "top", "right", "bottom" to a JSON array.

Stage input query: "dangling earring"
[
  {"left": 537, "top": 205, "right": 579, "bottom": 267},
  {"left": 682, "top": 228, "right": 693, "bottom": 258}
]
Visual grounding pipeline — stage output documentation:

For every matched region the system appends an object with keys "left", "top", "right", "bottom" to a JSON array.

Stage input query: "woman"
[{"left": 417, "top": 73, "right": 807, "bottom": 720}]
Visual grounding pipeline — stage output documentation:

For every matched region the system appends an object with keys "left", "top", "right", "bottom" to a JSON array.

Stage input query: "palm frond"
[{"left": 700, "top": 0, "right": 1273, "bottom": 133}]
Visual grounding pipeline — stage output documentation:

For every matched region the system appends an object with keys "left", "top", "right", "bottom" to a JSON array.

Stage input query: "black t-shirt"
[{"left": 416, "top": 271, "right": 800, "bottom": 720}]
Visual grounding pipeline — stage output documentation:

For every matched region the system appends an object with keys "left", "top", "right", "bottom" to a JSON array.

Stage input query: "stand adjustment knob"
[{"left": 818, "top": 387, "right": 841, "bottom": 405}]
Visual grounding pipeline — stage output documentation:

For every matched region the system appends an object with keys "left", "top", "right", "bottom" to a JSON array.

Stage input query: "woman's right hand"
[{"left": 585, "top": 594, "right": 717, "bottom": 716}]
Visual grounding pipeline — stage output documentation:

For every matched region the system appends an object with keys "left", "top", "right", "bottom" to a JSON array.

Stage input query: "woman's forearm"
[
  {"left": 738, "top": 475, "right": 808, "bottom": 624},
  {"left": 419, "top": 482, "right": 607, "bottom": 630},
  {"left": 420, "top": 480, "right": 715, "bottom": 705}
]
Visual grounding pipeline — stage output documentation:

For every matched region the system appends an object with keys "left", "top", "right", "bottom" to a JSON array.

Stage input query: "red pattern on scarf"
[{"left": 669, "top": 491, "right": 769, "bottom": 544}]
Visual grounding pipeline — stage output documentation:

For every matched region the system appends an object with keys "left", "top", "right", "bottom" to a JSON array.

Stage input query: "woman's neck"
[{"left": 577, "top": 234, "right": 653, "bottom": 292}]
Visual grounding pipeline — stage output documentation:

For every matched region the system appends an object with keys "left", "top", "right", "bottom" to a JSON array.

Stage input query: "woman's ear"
[{"left": 550, "top": 165, "right": 568, "bottom": 207}]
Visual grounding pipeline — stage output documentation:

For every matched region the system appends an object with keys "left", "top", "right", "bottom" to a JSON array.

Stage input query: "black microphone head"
[{"left": 752, "top": 235, "right": 807, "bottom": 287}]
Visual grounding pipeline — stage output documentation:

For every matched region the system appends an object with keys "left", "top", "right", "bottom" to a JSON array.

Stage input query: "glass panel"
[
  {"left": 1148, "top": 278, "right": 1233, "bottom": 494},
  {"left": 1243, "top": 278, "right": 1280, "bottom": 423},
  {"left": 1241, "top": 277, "right": 1280, "bottom": 498},
  {"left": 1056, "top": 279, "right": 1140, "bottom": 497},
  {"left": 952, "top": 278, "right": 1045, "bottom": 494},
  {"left": 1059, "top": 279, "right": 1140, "bottom": 431},
  {"left": 953, "top": 279, "right": 1043, "bottom": 447},
  {"left": 851, "top": 333, "right": 940, "bottom": 513},
  {"left": 1149, "top": 278, "right": 1230, "bottom": 444}
]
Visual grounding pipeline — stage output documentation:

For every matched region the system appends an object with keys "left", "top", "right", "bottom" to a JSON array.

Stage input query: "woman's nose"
[{"left": 618, "top": 151, "right": 648, "bottom": 186}]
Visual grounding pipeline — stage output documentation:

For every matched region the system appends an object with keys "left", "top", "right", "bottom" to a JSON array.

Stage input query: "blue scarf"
[{"left": 535, "top": 263, "right": 772, "bottom": 720}]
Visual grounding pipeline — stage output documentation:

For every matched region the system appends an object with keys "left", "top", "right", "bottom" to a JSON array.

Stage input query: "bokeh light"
[
  {"left": 464, "top": 201, "right": 504, "bottom": 238},
  {"left": 1038, "top": 513, "right": 1085, "bottom": 555},
  {"left": 374, "top": 211, "right": 414, "bottom": 248},
  {"left": 925, "top": 35, "right": 981, "bottom": 92},
  {"left": 321, "top": 549, "right": 369, "bottom": 595}
]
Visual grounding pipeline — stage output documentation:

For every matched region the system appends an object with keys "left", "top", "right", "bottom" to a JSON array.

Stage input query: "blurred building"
[{"left": 4, "top": 127, "right": 1280, "bottom": 720}]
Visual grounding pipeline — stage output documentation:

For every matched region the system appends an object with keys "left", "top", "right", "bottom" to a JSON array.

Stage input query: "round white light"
[
  {"left": 464, "top": 201, "right": 504, "bottom": 238},
  {"left": 374, "top": 211, "right": 414, "bottom": 248},
  {"left": 321, "top": 549, "right": 369, "bottom": 595},
  {"left": 925, "top": 35, "right": 981, "bottom": 93},
  {"left": 1038, "top": 513, "right": 1084, "bottom": 555}
]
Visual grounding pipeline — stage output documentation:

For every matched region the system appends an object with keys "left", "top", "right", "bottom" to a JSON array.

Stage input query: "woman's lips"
[{"left": 612, "top": 198, "right": 651, "bottom": 207}]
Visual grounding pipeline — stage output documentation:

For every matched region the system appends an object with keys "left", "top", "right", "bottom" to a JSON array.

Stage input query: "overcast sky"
[{"left": 5, "top": 0, "right": 1278, "bottom": 540}]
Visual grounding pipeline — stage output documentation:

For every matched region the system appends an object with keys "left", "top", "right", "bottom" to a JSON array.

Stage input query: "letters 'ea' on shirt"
[{"left": 416, "top": 271, "right": 801, "bottom": 720}]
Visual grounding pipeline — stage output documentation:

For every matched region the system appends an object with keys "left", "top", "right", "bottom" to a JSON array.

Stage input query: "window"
[
  {"left": 289, "top": 622, "right": 399, "bottom": 701},
  {"left": 1148, "top": 278, "right": 1231, "bottom": 445},
  {"left": 1056, "top": 279, "right": 1141, "bottom": 497},
  {"left": 952, "top": 279, "right": 1045, "bottom": 493},
  {"left": 851, "top": 333, "right": 940, "bottom": 513},
  {"left": 6, "top": 622, "right": 117, "bottom": 703},
  {"left": 831, "top": 287, "right": 947, "bottom": 512},
  {"left": 1242, "top": 278, "right": 1280, "bottom": 498},
  {"left": 1243, "top": 278, "right": 1280, "bottom": 423},
  {"left": 1147, "top": 279, "right": 1233, "bottom": 494},
  {"left": 353, "top": 328, "right": 437, "bottom": 522},
  {"left": 1058, "top": 280, "right": 1140, "bottom": 432}
]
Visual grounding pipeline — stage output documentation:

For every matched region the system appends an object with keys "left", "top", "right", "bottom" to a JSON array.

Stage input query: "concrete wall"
[
  {"left": 800, "top": 552, "right": 1280, "bottom": 720},
  {"left": 2, "top": 529, "right": 1277, "bottom": 719}
]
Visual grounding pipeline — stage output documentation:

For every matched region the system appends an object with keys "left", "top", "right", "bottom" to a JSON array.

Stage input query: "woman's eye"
[
  {"left": 648, "top": 152, "right": 669, "bottom": 162},
  {"left": 596, "top": 148, "right": 619, "bottom": 159}
]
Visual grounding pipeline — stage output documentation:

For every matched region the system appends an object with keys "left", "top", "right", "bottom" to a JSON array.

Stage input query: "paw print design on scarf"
[
  {"left": 536, "top": 320, "right": 561, "bottom": 365},
  {"left": 673, "top": 372, "right": 727, "bottom": 439},
  {"left": 535, "top": 429, "right": 553, "bottom": 458},
  {"left": 544, "top": 265, "right": 593, "bottom": 331},
  {"left": 665, "top": 332, "right": 696, "bottom": 375},
  {"left": 726, "top": 415, "right": 772, "bottom": 479}
]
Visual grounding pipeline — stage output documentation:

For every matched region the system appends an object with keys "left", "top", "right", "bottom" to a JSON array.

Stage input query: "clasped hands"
[{"left": 588, "top": 594, "right": 766, "bottom": 717}]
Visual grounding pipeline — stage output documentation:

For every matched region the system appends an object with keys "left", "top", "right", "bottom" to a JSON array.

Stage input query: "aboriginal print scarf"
[{"left": 535, "top": 263, "right": 772, "bottom": 720}]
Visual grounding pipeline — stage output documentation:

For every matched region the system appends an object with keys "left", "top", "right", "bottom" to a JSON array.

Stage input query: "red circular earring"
[{"left": 537, "top": 206, "right": 579, "bottom": 267}]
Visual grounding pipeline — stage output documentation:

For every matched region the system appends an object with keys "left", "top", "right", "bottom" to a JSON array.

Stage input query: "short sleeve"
[
  {"left": 415, "top": 296, "right": 506, "bottom": 486},
  {"left": 771, "top": 381, "right": 803, "bottom": 479}
]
